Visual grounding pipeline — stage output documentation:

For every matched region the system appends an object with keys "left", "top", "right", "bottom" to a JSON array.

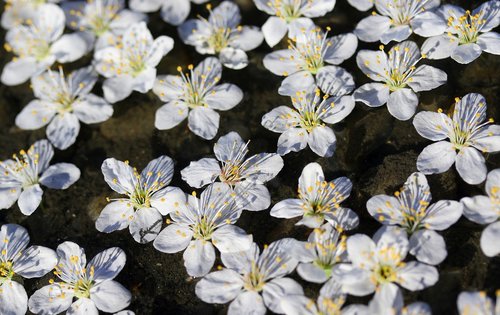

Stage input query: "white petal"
[
  {"left": 51, "top": 33, "right": 89, "bottom": 63},
  {"left": 129, "top": 0, "right": 163, "bottom": 11},
  {"left": 28, "top": 284, "right": 74, "bottom": 315},
  {"left": 188, "top": 107, "right": 219, "bottom": 140},
  {"left": 101, "top": 158, "right": 137, "bottom": 194},
  {"left": 147, "top": 36, "right": 174, "bottom": 66},
  {"left": 297, "top": 262, "right": 328, "bottom": 283},
  {"left": 90, "top": 280, "right": 131, "bottom": 313},
  {"left": 354, "top": 15, "right": 391, "bottom": 42},
  {"left": 451, "top": 43, "right": 482, "bottom": 64},
  {"left": 140, "top": 155, "right": 174, "bottom": 191},
  {"left": 324, "top": 33, "right": 358, "bottom": 65},
  {"left": 353, "top": 83, "right": 390, "bottom": 107},
  {"left": 481, "top": 221, "right": 500, "bottom": 257},
  {"left": 424, "top": 200, "right": 463, "bottom": 230},
  {"left": 278, "top": 71, "right": 315, "bottom": 96},
  {"left": 367, "top": 195, "right": 403, "bottom": 225},
  {"left": 56, "top": 241, "right": 87, "bottom": 283},
  {"left": 316, "top": 65, "right": 356, "bottom": 96},
  {"left": 72, "top": 95, "right": 113, "bottom": 124},
  {"left": 88, "top": 247, "right": 126, "bottom": 282},
  {"left": 130, "top": 67, "right": 156, "bottom": 94},
  {"left": 153, "top": 224, "right": 193, "bottom": 253},
  {"left": 411, "top": 11, "right": 447, "bottom": 37},
  {"left": 380, "top": 25, "right": 412, "bottom": 44},
  {"left": 219, "top": 47, "right": 248, "bottom": 70},
  {"left": 262, "top": 49, "right": 299, "bottom": 76},
  {"left": 195, "top": 269, "right": 244, "bottom": 303},
  {"left": 230, "top": 26, "right": 263, "bottom": 51},
  {"left": 320, "top": 95, "right": 355, "bottom": 125},
  {"left": 12, "top": 246, "right": 57, "bottom": 278},
  {"left": 18, "top": 184, "right": 43, "bottom": 216},
  {"left": 421, "top": 35, "right": 458, "bottom": 60},
  {"left": 234, "top": 182, "right": 271, "bottom": 211},
  {"left": 15, "top": 100, "right": 56, "bottom": 130},
  {"left": 240, "top": 153, "right": 284, "bottom": 183},
  {"left": 262, "top": 17, "right": 288, "bottom": 47},
  {"left": 386, "top": 88, "right": 418, "bottom": 121},
  {"left": 308, "top": 126, "right": 336, "bottom": 157},
  {"left": 153, "top": 75, "right": 184, "bottom": 102},
  {"left": 150, "top": 186, "right": 188, "bottom": 216},
  {"left": 261, "top": 106, "right": 301, "bottom": 133},
  {"left": 416, "top": 141, "right": 456, "bottom": 175},
  {"left": 221, "top": 243, "right": 259, "bottom": 275},
  {"left": 95, "top": 201, "right": 133, "bottom": 233},
  {"left": 281, "top": 295, "right": 318, "bottom": 315},
  {"left": 228, "top": 291, "right": 266, "bottom": 315},
  {"left": 212, "top": 225, "right": 252, "bottom": 253},
  {"left": 347, "top": 0, "right": 373, "bottom": 11},
  {"left": 409, "top": 230, "right": 447, "bottom": 265},
  {"left": 1, "top": 58, "right": 40, "bottom": 86},
  {"left": 368, "top": 283, "right": 403, "bottom": 314},
  {"left": 102, "top": 76, "right": 134, "bottom": 103},
  {"left": 0, "top": 224, "right": 29, "bottom": 261},
  {"left": 325, "top": 207, "right": 359, "bottom": 230},
  {"left": 270, "top": 199, "right": 304, "bottom": 219},
  {"left": 262, "top": 278, "right": 304, "bottom": 314},
  {"left": 477, "top": 32, "right": 500, "bottom": 55},
  {"left": 205, "top": 83, "right": 243, "bottom": 110},
  {"left": 407, "top": 65, "right": 447, "bottom": 92},
  {"left": 455, "top": 147, "right": 487, "bottom": 185},
  {"left": 277, "top": 128, "right": 308, "bottom": 155},
  {"left": 397, "top": 261, "right": 438, "bottom": 291},
  {"left": 39, "top": 163, "right": 80, "bottom": 189},
  {"left": 412, "top": 111, "right": 452, "bottom": 141},
  {"left": 129, "top": 207, "right": 163, "bottom": 244},
  {"left": 108, "top": 10, "right": 148, "bottom": 32},
  {"left": 405, "top": 302, "right": 432, "bottom": 315},
  {"left": 67, "top": 298, "right": 98, "bottom": 315},
  {"left": 160, "top": 0, "right": 190, "bottom": 26},
  {"left": 0, "top": 280, "right": 28, "bottom": 315},
  {"left": 288, "top": 18, "right": 315, "bottom": 40},
  {"left": 356, "top": 50, "right": 389, "bottom": 81},
  {"left": 346, "top": 234, "right": 376, "bottom": 269},
  {"left": 155, "top": 101, "right": 189, "bottom": 130},
  {"left": 46, "top": 113, "right": 81, "bottom": 150},
  {"left": 183, "top": 240, "right": 216, "bottom": 277},
  {"left": 332, "top": 264, "right": 375, "bottom": 296},
  {"left": 181, "top": 158, "right": 220, "bottom": 188},
  {"left": 472, "top": 125, "right": 500, "bottom": 152},
  {"left": 461, "top": 195, "right": 498, "bottom": 224}
]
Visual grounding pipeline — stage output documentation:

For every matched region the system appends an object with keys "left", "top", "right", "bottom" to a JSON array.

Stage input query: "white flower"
[
  {"left": 347, "top": 284, "right": 432, "bottom": 315},
  {"left": 332, "top": 227, "right": 439, "bottom": 296},
  {"left": 195, "top": 239, "right": 302, "bottom": 315},
  {"left": 1, "top": 4, "right": 90, "bottom": 86},
  {"left": 281, "top": 280, "right": 350, "bottom": 315},
  {"left": 457, "top": 291, "right": 499, "bottom": 315},
  {"left": 367, "top": 172, "right": 463, "bottom": 265},
  {"left": 153, "top": 183, "right": 252, "bottom": 277},
  {"left": 254, "top": 0, "right": 335, "bottom": 47},
  {"left": 354, "top": 0, "right": 446, "bottom": 44},
  {"left": 0, "top": 224, "right": 57, "bottom": 315},
  {"left": 178, "top": 1, "right": 263, "bottom": 69},
  {"left": 129, "top": 0, "right": 208, "bottom": 26},
  {"left": 28, "top": 242, "right": 131, "bottom": 314},
  {"left": 0, "top": 140, "right": 80, "bottom": 215},
  {"left": 353, "top": 41, "right": 447, "bottom": 121},
  {"left": 61, "top": 0, "right": 148, "bottom": 51},
  {"left": 347, "top": 0, "right": 373, "bottom": 12},
  {"left": 153, "top": 57, "right": 243, "bottom": 140},
  {"left": 94, "top": 21, "right": 174, "bottom": 103},
  {"left": 422, "top": 1, "right": 500, "bottom": 64},
  {"left": 270, "top": 162, "right": 359, "bottom": 229},
  {"left": 290, "top": 224, "right": 347, "bottom": 283},
  {"left": 413, "top": 93, "right": 500, "bottom": 185},
  {"left": 181, "top": 131, "right": 284, "bottom": 211},
  {"left": 263, "top": 26, "right": 358, "bottom": 96},
  {"left": 461, "top": 169, "right": 500, "bottom": 257},
  {"left": 1, "top": 0, "right": 61, "bottom": 29},
  {"left": 97, "top": 156, "right": 178, "bottom": 244},
  {"left": 262, "top": 87, "right": 355, "bottom": 157},
  {"left": 15, "top": 66, "right": 113, "bottom": 150}
]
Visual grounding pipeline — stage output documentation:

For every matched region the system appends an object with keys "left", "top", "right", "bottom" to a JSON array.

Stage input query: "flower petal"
[
  {"left": 332, "top": 264, "right": 375, "bottom": 296},
  {"left": 153, "top": 75, "right": 184, "bottom": 102},
  {"left": 421, "top": 35, "right": 458, "bottom": 60},
  {"left": 212, "top": 225, "right": 252, "bottom": 253},
  {"left": 346, "top": 234, "right": 377, "bottom": 270},
  {"left": 0, "top": 224, "right": 29, "bottom": 261},
  {"left": 95, "top": 201, "right": 134, "bottom": 233},
  {"left": 424, "top": 200, "right": 463, "bottom": 230},
  {"left": 380, "top": 25, "right": 412, "bottom": 44},
  {"left": 90, "top": 280, "right": 131, "bottom": 313},
  {"left": 87, "top": 247, "right": 126, "bottom": 282},
  {"left": 324, "top": 33, "right": 358, "bottom": 65},
  {"left": 188, "top": 107, "right": 220, "bottom": 140},
  {"left": 72, "top": 95, "right": 113, "bottom": 124},
  {"left": 51, "top": 33, "right": 89, "bottom": 63},
  {"left": 46, "top": 113, "right": 81, "bottom": 150},
  {"left": 1, "top": 58, "right": 43, "bottom": 86},
  {"left": 12, "top": 245, "right": 57, "bottom": 278},
  {"left": 261, "top": 16, "right": 288, "bottom": 47},
  {"left": 39, "top": 163, "right": 80, "bottom": 189},
  {"left": 234, "top": 182, "right": 271, "bottom": 211},
  {"left": 67, "top": 298, "right": 98, "bottom": 315},
  {"left": 297, "top": 262, "right": 329, "bottom": 283},
  {"left": 261, "top": 106, "right": 301, "bottom": 133},
  {"left": 205, "top": 83, "right": 243, "bottom": 111},
  {"left": 129, "top": 207, "right": 163, "bottom": 244},
  {"left": 411, "top": 11, "right": 447, "bottom": 37},
  {"left": 270, "top": 199, "right": 304, "bottom": 219},
  {"left": 397, "top": 261, "right": 438, "bottom": 291},
  {"left": 101, "top": 158, "right": 136, "bottom": 194},
  {"left": 407, "top": 65, "right": 447, "bottom": 92},
  {"left": 409, "top": 230, "right": 447, "bottom": 265},
  {"left": 15, "top": 100, "right": 56, "bottom": 130},
  {"left": 153, "top": 223, "right": 193, "bottom": 253},
  {"left": 228, "top": 291, "right": 266, "bottom": 315},
  {"left": 277, "top": 128, "right": 308, "bottom": 155},
  {"left": 451, "top": 43, "right": 482, "bottom": 64},
  {"left": 0, "top": 280, "right": 28, "bottom": 315},
  {"left": 159, "top": 0, "right": 190, "bottom": 26},
  {"left": 262, "top": 49, "right": 299, "bottom": 76},
  {"left": 102, "top": 76, "right": 134, "bottom": 104},
  {"left": 456, "top": 147, "right": 487, "bottom": 184},
  {"left": 353, "top": 83, "right": 390, "bottom": 107},
  {"left": 262, "top": 278, "right": 304, "bottom": 314},
  {"left": 477, "top": 32, "right": 500, "bottom": 55},
  {"left": 155, "top": 101, "right": 189, "bottom": 130},
  {"left": 28, "top": 284, "right": 74, "bottom": 315},
  {"left": 230, "top": 26, "right": 263, "bottom": 51},
  {"left": 183, "top": 239, "right": 216, "bottom": 277},
  {"left": 195, "top": 269, "right": 244, "bottom": 303},
  {"left": 18, "top": 184, "right": 43, "bottom": 216},
  {"left": 416, "top": 141, "right": 456, "bottom": 175},
  {"left": 413, "top": 111, "right": 453, "bottom": 141},
  {"left": 461, "top": 195, "right": 498, "bottom": 225},
  {"left": 219, "top": 47, "right": 248, "bottom": 70},
  {"left": 481, "top": 221, "right": 500, "bottom": 257},
  {"left": 278, "top": 71, "right": 315, "bottom": 96},
  {"left": 354, "top": 15, "right": 392, "bottom": 42},
  {"left": 472, "top": 125, "right": 500, "bottom": 152},
  {"left": 386, "top": 88, "right": 418, "bottom": 121},
  {"left": 308, "top": 126, "right": 336, "bottom": 157},
  {"left": 367, "top": 195, "right": 403, "bottom": 225},
  {"left": 150, "top": 186, "right": 189, "bottom": 216}
]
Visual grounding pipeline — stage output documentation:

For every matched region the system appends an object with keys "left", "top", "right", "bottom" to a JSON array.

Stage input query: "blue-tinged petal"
[
  {"left": 15, "top": 100, "right": 57, "bottom": 130},
  {"left": 67, "top": 298, "right": 98, "bottom": 315},
  {"left": 277, "top": 128, "right": 308, "bottom": 155},
  {"left": 323, "top": 33, "right": 358, "bottom": 65},
  {"left": 183, "top": 239, "right": 216, "bottom": 277},
  {"left": 424, "top": 200, "right": 463, "bottom": 230},
  {"left": 261, "top": 16, "right": 288, "bottom": 47},
  {"left": 396, "top": 261, "right": 438, "bottom": 291},
  {"left": 219, "top": 47, "right": 248, "bottom": 70},
  {"left": 159, "top": 0, "right": 190, "bottom": 26},
  {"left": 407, "top": 65, "right": 447, "bottom": 92},
  {"left": 410, "top": 11, "right": 447, "bottom": 37},
  {"left": 353, "top": 83, "right": 390, "bottom": 107},
  {"left": 153, "top": 75, "right": 185, "bottom": 102},
  {"left": 129, "top": 207, "right": 162, "bottom": 243},
  {"left": 455, "top": 147, "right": 487, "bottom": 184},
  {"left": 13, "top": 245, "right": 57, "bottom": 278},
  {"left": 409, "top": 230, "right": 447, "bottom": 265},
  {"left": 155, "top": 101, "right": 189, "bottom": 130},
  {"left": 230, "top": 26, "right": 263, "bottom": 51},
  {"left": 46, "top": 113, "right": 80, "bottom": 150},
  {"left": 90, "top": 280, "right": 131, "bottom": 313},
  {"left": 153, "top": 223, "right": 193, "bottom": 253},
  {"left": 354, "top": 15, "right": 391, "bottom": 43},
  {"left": 195, "top": 269, "right": 244, "bottom": 304},
  {"left": 205, "top": 83, "right": 243, "bottom": 111},
  {"left": 262, "top": 278, "right": 304, "bottom": 314},
  {"left": 413, "top": 110, "right": 453, "bottom": 140},
  {"left": 308, "top": 126, "right": 336, "bottom": 157},
  {"left": 188, "top": 106, "right": 219, "bottom": 140},
  {"left": 278, "top": 71, "right": 315, "bottom": 96},
  {"left": 17, "top": 184, "right": 43, "bottom": 216},
  {"left": 87, "top": 247, "right": 126, "bottom": 282},
  {"left": 0, "top": 224, "right": 29, "bottom": 261},
  {"left": 367, "top": 195, "right": 404, "bottom": 225},
  {"left": 356, "top": 50, "right": 389, "bottom": 81},
  {"left": 481, "top": 221, "right": 500, "bottom": 257},
  {"left": 39, "top": 163, "right": 80, "bottom": 189},
  {"left": 72, "top": 95, "right": 113, "bottom": 124},
  {"left": 101, "top": 159, "right": 136, "bottom": 195},
  {"left": 417, "top": 141, "right": 456, "bottom": 175},
  {"left": 421, "top": 35, "right": 458, "bottom": 60},
  {"left": 261, "top": 106, "right": 301, "bottom": 133},
  {"left": 477, "top": 32, "right": 500, "bottom": 55},
  {"left": 380, "top": 25, "right": 412, "bottom": 44},
  {"left": 212, "top": 225, "right": 252, "bottom": 253},
  {"left": 102, "top": 75, "right": 134, "bottom": 104},
  {"left": 451, "top": 43, "right": 482, "bottom": 64},
  {"left": 28, "top": 284, "right": 74, "bottom": 315},
  {"left": 228, "top": 291, "right": 266, "bottom": 315},
  {"left": 181, "top": 158, "right": 221, "bottom": 188},
  {"left": 386, "top": 88, "right": 418, "bottom": 121},
  {"left": 0, "top": 280, "right": 28, "bottom": 315}
]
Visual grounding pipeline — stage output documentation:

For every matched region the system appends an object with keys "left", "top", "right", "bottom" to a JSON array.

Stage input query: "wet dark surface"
[{"left": 0, "top": 0, "right": 499, "bottom": 314}]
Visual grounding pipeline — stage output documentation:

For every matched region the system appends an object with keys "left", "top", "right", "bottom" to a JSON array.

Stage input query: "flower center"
[
  {"left": 374, "top": 265, "right": 397, "bottom": 284},
  {"left": 208, "top": 27, "right": 231, "bottom": 53},
  {"left": 9, "top": 148, "right": 41, "bottom": 187},
  {"left": 175, "top": 65, "right": 216, "bottom": 108},
  {"left": 299, "top": 111, "right": 321, "bottom": 133},
  {"left": 287, "top": 27, "right": 331, "bottom": 75},
  {"left": 271, "top": 0, "right": 302, "bottom": 22},
  {"left": 220, "top": 164, "right": 241, "bottom": 186},
  {"left": 74, "top": 278, "right": 93, "bottom": 299},
  {"left": 447, "top": 10, "right": 484, "bottom": 44},
  {"left": 383, "top": 46, "right": 420, "bottom": 91},
  {"left": 192, "top": 216, "right": 216, "bottom": 241},
  {"left": 0, "top": 261, "right": 14, "bottom": 280},
  {"left": 243, "top": 263, "right": 265, "bottom": 292},
  {"left": 131, "top": 188, "right": 151, "bottom": 208}
]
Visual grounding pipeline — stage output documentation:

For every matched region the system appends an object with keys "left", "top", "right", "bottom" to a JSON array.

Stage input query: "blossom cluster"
[{"left": 0, "top": 0, "right": 498, "bottom": 314}]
